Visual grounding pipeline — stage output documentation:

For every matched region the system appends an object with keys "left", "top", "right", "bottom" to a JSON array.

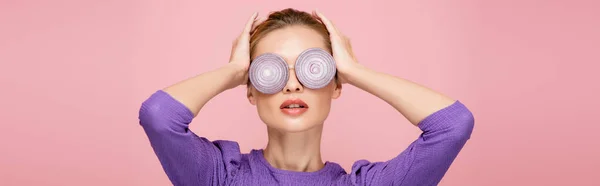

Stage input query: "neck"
[{"left": 263, "top": 125, "right": 324, "bottom": 172}]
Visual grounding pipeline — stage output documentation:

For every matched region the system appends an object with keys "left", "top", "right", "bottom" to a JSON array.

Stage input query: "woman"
[{"left": 139, "top": 8, "right": 474, "bottom": 186}]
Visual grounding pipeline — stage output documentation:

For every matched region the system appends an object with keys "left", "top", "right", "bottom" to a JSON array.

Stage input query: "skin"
[
  {"left": 162, "top": 10, "right": 456, "bottom": 173},
  {"left": 248, "top": 25, "right": 341, "bottom": 171}
]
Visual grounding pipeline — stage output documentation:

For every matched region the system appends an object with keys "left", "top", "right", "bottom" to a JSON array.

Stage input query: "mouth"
[{"left": 280, "top": 99, "right": 309, "bottom": 116}]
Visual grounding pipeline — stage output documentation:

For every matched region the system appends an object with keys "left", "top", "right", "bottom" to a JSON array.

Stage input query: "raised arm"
[
  {"left": 138, "top": 12, "right": 260, "bottom": 186},
  {"left": 313, "top": 11, "right": 474, "bottom": 185},
  {"left": 342, "top": 63, "right": 474, "bottom": 185},
  {"left": 344, "top": 63, "right": 457, "bottom": 124},
  {"left": 346, "top": 100, "right": 474, "bottom": 186},
  {"left": 161, "top": 63, "right": 246, "bottom": 116},
  {"left": 313, "top": 10, "right": 456, "bottom": 123},
  {"left": 162, "top": 12, "right": 258, "bottom": 116}
]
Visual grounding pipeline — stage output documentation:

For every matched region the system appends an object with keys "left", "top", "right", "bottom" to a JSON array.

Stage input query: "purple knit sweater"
[{"left": 138, "top": 90, "right": 474, "bottom": 186}]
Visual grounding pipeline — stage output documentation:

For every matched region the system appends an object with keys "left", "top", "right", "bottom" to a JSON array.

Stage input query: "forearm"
[
  {"left": 343, "top": 63, "right": 456, "bottom": 125},
  {"left": 162, "top": 63, "right": 244, "bottom": 117}
]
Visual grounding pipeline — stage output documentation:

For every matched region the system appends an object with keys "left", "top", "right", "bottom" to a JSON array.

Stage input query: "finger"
[
  {"left": 243, "top": 12, "right": 259, "bottom": 35},
  {"left": 343, "top": 36, "right": 357, "bottom": 60},
  {"left": 344, "top": 35, "right": 351, "bottom": 46},
  {"left": 314, "top": 10, "right": 339, "bottom": 36},
  {"left": 251, "top": 17, "right": 266, "bottom": 32},
  {"left": 311, "top": 10, "right": 321, "bottom": 22}
]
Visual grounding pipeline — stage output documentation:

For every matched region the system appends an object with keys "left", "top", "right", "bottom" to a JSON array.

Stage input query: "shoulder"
[{"left": 342, "top": 153, "right": 414, "bottom": 185}]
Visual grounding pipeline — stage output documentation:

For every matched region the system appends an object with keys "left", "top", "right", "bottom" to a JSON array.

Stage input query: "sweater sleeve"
[
  {"left": 138, "top": 90, "right": 240, "bottom": 186},
  {"left": 347, "top": 101, "right": 475, "bottom": 186}
]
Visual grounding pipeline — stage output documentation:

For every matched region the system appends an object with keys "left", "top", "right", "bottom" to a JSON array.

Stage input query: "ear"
[
  {"left": 247, "top": 85, "right": 257, "bottom": 105},
  {"left": 331, "top": 80, "right": 342, "bottom": 99}
]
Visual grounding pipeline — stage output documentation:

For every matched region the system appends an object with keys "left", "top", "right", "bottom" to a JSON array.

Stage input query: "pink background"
[{"left": 1, "top": 0, "right": 599, "bottom": 185}]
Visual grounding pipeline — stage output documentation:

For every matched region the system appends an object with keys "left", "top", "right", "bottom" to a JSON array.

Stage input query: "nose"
[{"left": 283, "top": 69, "right": 304, "bottom": 94}]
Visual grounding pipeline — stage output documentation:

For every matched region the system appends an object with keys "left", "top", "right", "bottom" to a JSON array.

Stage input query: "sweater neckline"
[{"left": 251, "top": 149, "right": 337, "bottom": 176}]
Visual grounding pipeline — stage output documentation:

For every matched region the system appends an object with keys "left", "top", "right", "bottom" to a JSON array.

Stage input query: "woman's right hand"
[{"left": 228, "top": 12, "right": 261, "bottom": 87}]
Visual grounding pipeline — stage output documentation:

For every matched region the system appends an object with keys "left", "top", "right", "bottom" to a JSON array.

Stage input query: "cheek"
[
  {"left": 255, "top": 95, "right": 280, "bottom": 114},
  {"left": 307, "top": 90, "right": 334, "bottom": 110}
]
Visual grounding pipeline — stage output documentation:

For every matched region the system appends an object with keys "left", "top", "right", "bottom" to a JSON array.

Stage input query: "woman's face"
[{"left": 248, "top": 25, "right": 342, "bottom": 132}]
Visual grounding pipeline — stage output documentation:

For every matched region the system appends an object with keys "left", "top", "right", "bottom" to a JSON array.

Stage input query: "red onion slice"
[
  {"left": 295, "top": 48, "right": 336, "bottom": 89},
  {"left": 248, "top": 53, "right": 289, "bottom": 94}
]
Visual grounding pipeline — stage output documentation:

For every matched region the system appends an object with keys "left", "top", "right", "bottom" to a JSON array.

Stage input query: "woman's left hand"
[{"left": 313, "top": 10, "right": 361, "bottom": 84}]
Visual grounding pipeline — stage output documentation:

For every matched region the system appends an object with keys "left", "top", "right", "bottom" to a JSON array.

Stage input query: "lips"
[
  {"left": 280, "top": 99, "right": 308, "bottom": 109},
  {"left": 280, "top": 99, "right": 309, "bottom": 116}
]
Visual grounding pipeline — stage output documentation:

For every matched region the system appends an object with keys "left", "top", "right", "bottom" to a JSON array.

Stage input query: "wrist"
[
  {"left": 339, "top": 62, "right": 367, "bottom": 85},
  {"left": 223, "top": 63, "right": 248, "bottom": 88}
]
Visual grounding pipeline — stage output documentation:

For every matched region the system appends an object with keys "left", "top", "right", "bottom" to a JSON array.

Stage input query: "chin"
[{"left": 263, "top": 116, "right": 323, "bottom": 133}]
